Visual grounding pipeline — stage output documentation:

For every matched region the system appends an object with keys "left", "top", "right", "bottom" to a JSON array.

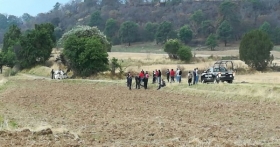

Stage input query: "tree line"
[{"left": 1, "top": 0, "right": 280, "bottom": 47}]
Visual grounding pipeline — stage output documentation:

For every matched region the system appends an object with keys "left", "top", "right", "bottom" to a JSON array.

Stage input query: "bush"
[
  {"left": 239, "top": 29, "right": 273, "bottom": 71},
  {"left": 3, "top": 68, "right": 17, "bottom": 77},
  {"left": 177, "top": 46, "right": 192, "bottom": 62}
]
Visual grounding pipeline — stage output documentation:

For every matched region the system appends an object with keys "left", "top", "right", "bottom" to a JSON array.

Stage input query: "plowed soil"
[{"left": 0, "top": 78, "right": 280, "bottom": 146}]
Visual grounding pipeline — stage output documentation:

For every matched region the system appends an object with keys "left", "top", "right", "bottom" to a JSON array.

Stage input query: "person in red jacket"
[
  {"left": 139, "top": 71, "right": 144, "bottom": 86},
  {"left": 170, "top": 69, "right": 175, "bottom": 83}
]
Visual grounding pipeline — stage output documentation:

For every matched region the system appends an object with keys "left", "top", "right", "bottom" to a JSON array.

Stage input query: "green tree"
[
  {"left": 2, "top": 25, "right": 21, "bottom": 53},
  {"left": 58, "top": 25, "right": 111, "bottom": 52},
  {"left": 190, "top": 9, "right": 204, "bottom": 35},
  {"left": 110, "top": 57, "right": 121, "bottom": 75},
  {"left": 200, "top": 20, "right": 215, "bottom": 36},
  {"left": 156, "top": 21, "right": 173, "bottom": 44},
  {"left": 63, "top": 35, "right": 109, "bottom": 76},
  {"left": 18, "top": 23, "right": 55, "bottom": 68},
  {"left": 250, "top": 0, "right": 263, "bottom": 25},
  {"left": 104, "top": 18, "right": 119, "bottom": 40},
  {"left": 239, "top": 30, "right": 273, "bottom": 71},
  {"left": 54, "top": 27, "right": 63, "bottom": 41},
  {"left": 0, "top": 13, "right": 8, "bottom": 30},
  {"left": 164, "top": 39, "right": 182, "bottom": 59},
  {"left": 219, "top": 1, "right": 239, "bottom": 23},
  {"left": 177, "top": 46, "right": 192, "bottom": 62},
  {"left": 179, "top": 25, "right": 193, "bottom": 44},
  {"left": 119, "top": 21, "right": 138, "bottom": 46},
  {"left": 144, "top": 22, "right": 159, "bottom": 42},
  {"left": 272, "top": 27, "right": 280, "bottom": 45},
  {"left": 217, "top": 20, "right": 232, "bottom": 47},
  {"left": 89, "top": 11, "right": 104, "bottom": 30},
  {"left": 259, "top": 21, "right": 271, "bottom": 34},
  {"left": 2, "top": 48, "right": 17, "bottom": 67},
  {"left": 206, "top": 34, "right": 218, "bottom": 51}
]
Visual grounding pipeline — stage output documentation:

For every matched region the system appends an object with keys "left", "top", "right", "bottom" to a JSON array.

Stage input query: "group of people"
[
  {"left": 126, "top": 67, "right": 199, "bottom": 90},
  {"left": 187, "top": 68, "right": 199, "bottom": 86}
]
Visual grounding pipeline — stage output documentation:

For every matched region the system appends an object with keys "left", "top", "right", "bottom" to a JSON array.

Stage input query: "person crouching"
[{"left": 157, "top": 79, "right": 166, "bottom": 90}]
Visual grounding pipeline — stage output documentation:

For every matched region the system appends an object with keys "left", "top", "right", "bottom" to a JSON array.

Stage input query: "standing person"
[
  {"left": 139, "top": 71, "right": 144, "bottom": 86},
  {"left": 155, "top": 69, "right": 159, "bottom": 83},
  {"left": 193, "top": 68, "right": 196, "bottom": 85},
  {"left": 51, "top": 69, "right": 55, "bottom": 79},
  {"left": 188, "top": 71, "right": 192, "bottom": 86},
  {"left": 158, "top": 70, "right": 162, "bottom": 84},
  {"left": 135, "top": 76, "right": 141, "bottom": 89},
  {"left": 144, "top": 71, "right": 149, "bottom": 89},
  {"left": 170, "top": 69, "right": 175, "bottom": 83},
  {"left": 127, "top": 74, "right": 132, "bottom": 90},
  {"left": 152, "top": 71, "right": 156, "bottom": 84},
  {"left": 126, "top": 72, "right": 131, "bottom": 87},
  {"left": 166, "top": 69, "right": 170, "bottom": 82},
  {"left": 178, "top": 69, "right": 182, "bottom": 83},
  {"left": 195, "top": 68, "right": 199, "bottom": 84},
  {"left": 176, "top": 68, "right": 180, "bottom": 82}
]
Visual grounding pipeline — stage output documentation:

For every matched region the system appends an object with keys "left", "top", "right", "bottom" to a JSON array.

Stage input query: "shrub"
[
  {"left": 177, "top": 46, "right": 192, "bottom": 62},
  {"left": 3, "top": 68, "right": 17, "bottom": 77},
  {"left": 239, "top": 29, "right": 273, "bottom": 71}
]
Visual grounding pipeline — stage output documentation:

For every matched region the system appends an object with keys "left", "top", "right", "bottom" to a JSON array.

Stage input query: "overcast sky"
[{"left": 0, "top": 0, "right": 70, "bottom": 17}]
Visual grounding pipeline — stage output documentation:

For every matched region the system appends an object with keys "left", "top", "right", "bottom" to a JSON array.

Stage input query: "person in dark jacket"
[
  {"left": 135, "top": 76, "right": 141, "bottom": 89},
  {"left": 51, "top": 69, "right": 55, "bottom": 79},
  {"left": 158, "top": 70, "right": 162, "bottom": 84},
  {"left": 152, "top": 71, "right": 156, "bottom": 84},
  {"left": 127, "top": 74, "right": 132, "bottom": 90},
  {"left": 144, "top": 71, "right": 149, "bottom": 89},
  {"left": 126, "top": 72, "right": 131, "bottom": 87},
  {"left": 166, "top": 69, "right": 170, "bottom": 82},
  {"left": 157, "top": 79, "right": 166, "bottom": 90}
]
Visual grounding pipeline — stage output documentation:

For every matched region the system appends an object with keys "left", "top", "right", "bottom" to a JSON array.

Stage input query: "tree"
[
  {"left": 217, "top": 20, "right": 232, "bottom": 47},
  {"left": 144, "top": 22, "right": 158, "bottom": 42},
  {"left": 2, "top": 25, "right": 21, "bottom": 53},
  {"left": 0, "top": 13, "right": 8, "bottom": 30},
  {"left": 156, "top": 21, "right": 173, "bottom": 44},
  {"left": 119, "top": 21, "right": 138, "bottom": 46},
  {"left": 259, "top": 21, "right": 271, "bottom": 34},
  {"left": 63, "top": 35, "right": 109, "bottom": 76},
  {"left": 177, "top": 46, "right": 192, "bottom": 62},
  {"left": 179, "top": 25, "right": 193, "bottom": 44},
  {"left": 53, "top": 2, "right": 61, "bottom": 11},
  {"left": 110, "top": 57, "right": 121, "bottom": 75},
  {"left": 205, "top": 34, "right": 218, "bottom": 51},
  {"left": 54, "top": 27, "right": 63, "bottom": 41},
  {"left": 272, "top": 27, "right": 280, "bottom": 45},
  {"left": 219, "top": 1, "right": 239, "bottom": 23},
  {"left": 190, "top": 9, "right": 204, "bottom": 35},
  {"left": 104, "top": 18, "right": 119, "bottom": 40},
  {"left": 18, "top": 23, "right": 56, "bottom": 68},
  {"left": 239, "top": 30, "right": 273, "bottom": 71},
  {"left": 200, "top": 20, "right": 215, "bottom": 37},
  {"left": 89, "top": 11, "right": 104, "bottom": 30},
  {"left": 164, "top": 39, "right": 182, "bottom": 59},
  {"left": 2, "top": 49, "right": 17, "bottom": 68},
  {"left": 250, "top": 0, "right": 263, "bottom": 26},
  {"left": 58, "top": 25, "right": 111, "bottom": 52}
]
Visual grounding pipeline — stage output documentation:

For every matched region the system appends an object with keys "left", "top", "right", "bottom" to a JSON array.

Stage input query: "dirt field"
[{"left": 0, "top": 75, "right": 280, "bottom": 146}]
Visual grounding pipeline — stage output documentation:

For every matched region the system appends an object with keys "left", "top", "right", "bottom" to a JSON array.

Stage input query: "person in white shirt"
[{"left": 176, "top": 68, "right": 180, "bottom": 82}]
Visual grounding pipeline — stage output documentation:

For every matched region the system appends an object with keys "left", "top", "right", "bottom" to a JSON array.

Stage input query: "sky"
[{"left": 0, "top": 0, "right": 70, "bottom": 17}]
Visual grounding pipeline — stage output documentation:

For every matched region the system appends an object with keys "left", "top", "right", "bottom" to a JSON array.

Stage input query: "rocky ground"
[{"left": 0, "top": 77, "right": 280, "bottom": 146}]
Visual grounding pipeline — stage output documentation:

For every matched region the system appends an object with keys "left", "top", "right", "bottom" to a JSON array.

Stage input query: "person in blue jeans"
[
  {"left": 195, "top": 68, "right": 199, "bottom": 84},
  {"left": 193, "top": 68, "right": 196, "bottom": 85}
]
